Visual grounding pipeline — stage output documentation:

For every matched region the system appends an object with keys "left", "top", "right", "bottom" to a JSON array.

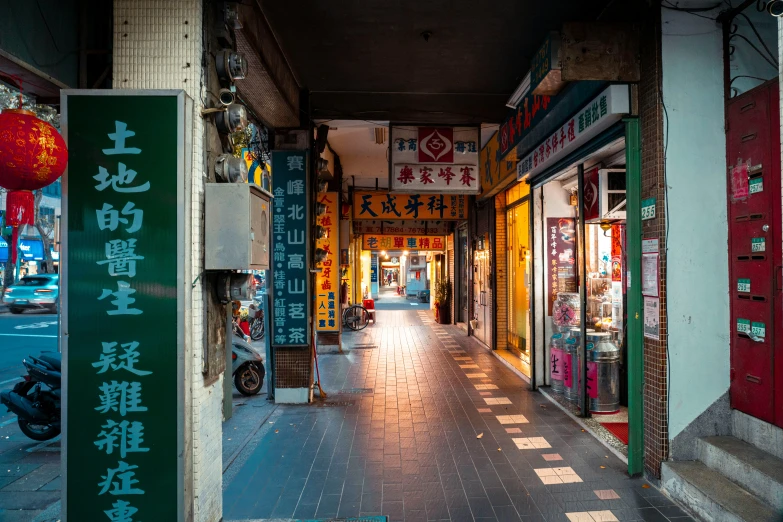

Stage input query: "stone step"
[
  {"left": 661, "top": 461, "right": 781, "bottom": 522},
  {"left": 698, "top": 435, "right": 783, "bottom": 512},
  {"left": 732, "top": 409, "right": 783, "bottom": 461}
]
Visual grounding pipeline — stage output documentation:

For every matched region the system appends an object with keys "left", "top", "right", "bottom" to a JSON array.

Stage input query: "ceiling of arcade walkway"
[{"left": 259, "top": 0, "right": 621, "bottom": 125}]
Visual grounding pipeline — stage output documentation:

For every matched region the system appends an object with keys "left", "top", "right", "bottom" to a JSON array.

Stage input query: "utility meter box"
[{"left": 205, "top": 183, "right": 271, "bottom": 270}]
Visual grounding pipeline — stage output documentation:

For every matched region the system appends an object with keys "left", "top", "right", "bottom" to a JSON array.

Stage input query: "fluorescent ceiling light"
[{"left": 506, "top": 72, "right": 531, "bottom": 109}]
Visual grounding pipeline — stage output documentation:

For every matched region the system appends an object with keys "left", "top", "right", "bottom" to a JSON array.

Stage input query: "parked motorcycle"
[
  {"left": 0, "top": 352, "right": 61, "bottom": 441},
  {"left": 232, "top": 333, "right": 266, "bottom": 396}
]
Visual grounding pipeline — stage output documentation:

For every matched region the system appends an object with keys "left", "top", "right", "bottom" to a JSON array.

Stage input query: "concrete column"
[{"left": 112, "top": 2, "right": 221, "bottom": 520}]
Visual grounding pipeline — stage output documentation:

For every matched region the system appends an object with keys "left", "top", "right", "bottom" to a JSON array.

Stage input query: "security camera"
[
  {"left": 218, "top": 88, "right": 235, "bottom": 106},
  {"left": 768, "top": 0, "right": 783, "bottom": 16}
]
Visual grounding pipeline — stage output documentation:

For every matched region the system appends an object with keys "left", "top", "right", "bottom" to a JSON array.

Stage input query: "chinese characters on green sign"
[
  {"left": 65, "top": 92, "right": 184, "bottom": 522},
  {"left": 271, "top": 151, "right": 310, "bottom": 346}
]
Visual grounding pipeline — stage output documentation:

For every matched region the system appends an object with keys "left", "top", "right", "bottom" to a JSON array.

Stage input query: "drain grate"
[
  {"left": 351, "top": 344, "right": 378, "bottom": 350},
  {"left": 340, "top": 388, "right": 374, "bottom": 394},
  {"left": 316, "top": 400, "right": 356, "bottom": 408},
  {"left": 294, "top": 516, "right": 389, "bottom": 522}
]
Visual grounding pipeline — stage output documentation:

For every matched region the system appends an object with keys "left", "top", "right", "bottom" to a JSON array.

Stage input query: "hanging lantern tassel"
[{"left": 5, "top": 190, "right": 35, "bottom": 264}]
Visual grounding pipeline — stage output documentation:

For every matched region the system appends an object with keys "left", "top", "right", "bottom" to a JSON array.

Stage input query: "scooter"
[
  {"left": 231, "top": 320, "right": 266, "bottom": 396},
  {"left": 0, "top": 352, "right": 61, "bottom": 441}
]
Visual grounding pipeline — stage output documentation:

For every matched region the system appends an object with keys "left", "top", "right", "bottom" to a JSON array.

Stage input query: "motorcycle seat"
[{"left": 38, "top": 353, "right": 61, "bottom": 371}]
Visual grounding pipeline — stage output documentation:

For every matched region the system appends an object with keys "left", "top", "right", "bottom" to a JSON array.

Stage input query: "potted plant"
[{"left": 434, "top": 277, "right": 452, "bottom": 324}]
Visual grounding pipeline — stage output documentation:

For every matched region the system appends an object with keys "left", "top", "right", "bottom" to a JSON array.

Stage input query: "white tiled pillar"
[{"left": 112, "top": 2, "right": 221, "bottom": 521}]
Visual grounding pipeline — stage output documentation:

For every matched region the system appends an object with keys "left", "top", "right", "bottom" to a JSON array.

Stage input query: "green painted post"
[{"left": 624, "top": 118, "right": 644, "bottom": 476}]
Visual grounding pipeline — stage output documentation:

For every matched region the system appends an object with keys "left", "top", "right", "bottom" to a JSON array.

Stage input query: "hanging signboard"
[
  {"left": 362, "top": 235, "right": 446, "bottom": 251},
  {"left": 315, "top": 192, "right": 339, "bottom": 332},
  {"left": 353, "top": 192, "right": 468, "bottom": 220},
  {"left": 479, "top": 131, "right": 517, "bottom": 200},
  {"left": 352, "top": 220, "right": 449, "bottom": 235},
  {"left": 546, "top": 217, "right": 578, "bottom": 315},
  {"left": 517, "top": 85, "right": 630, "bottom": 181},
  {"left": 390, "top": 126, "right": 480, "bottom": 193},
  {"left": 62, "top": 90, "right": 186, "bottom": 522},
  {"left": 271, "top": 150, "right": 310, "bottom": 347}
]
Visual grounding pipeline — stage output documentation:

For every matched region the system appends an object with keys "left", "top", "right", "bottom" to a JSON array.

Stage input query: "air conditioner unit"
[{"left": 584, "top": 168, "right": 626, "bottom": 223}]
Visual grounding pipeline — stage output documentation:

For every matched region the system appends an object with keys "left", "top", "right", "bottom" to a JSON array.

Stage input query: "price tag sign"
[
  {"left": 749, "top": 178, "right": 763, "bottom": 194},
  {"left": 751, "top": 237, "right": 766, "bottom": 252},
  {"left": 641, "top": 198, "right": 656, "bottom": 221},
  {"left": 737, "top": 318, "right": 751, "bottom": 334},
  {"left": 751, "top": 322, "right": 766, "bottom": 338},
  {"left": 737, "top": 278, "right": 750, "bottom": 293}
]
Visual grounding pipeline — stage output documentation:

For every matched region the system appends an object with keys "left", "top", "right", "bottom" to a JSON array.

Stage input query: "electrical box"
[{"left": 205, "top": 183, "right": 271, "bottom": 270}]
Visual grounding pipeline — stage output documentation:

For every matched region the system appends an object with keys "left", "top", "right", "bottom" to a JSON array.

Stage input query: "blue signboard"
[
  {"left": 271, "top": 151, "right": 310, "bottom": 347},
  {"left": 370, "top": 255, "right": 378, "bottom": 283},
  {"left": 0, "top": 238, "right": 45, "bottom": 262}
]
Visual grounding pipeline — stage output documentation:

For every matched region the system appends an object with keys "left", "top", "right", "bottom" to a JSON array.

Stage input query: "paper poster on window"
[
  {"left": 546, "top": 217, "right": 577, "bottom": 315},
  {"left": 642, "top": 253, "right": 658, "bottom": 297},
  {"left": 644, "top": 296, "right": 660, "bottom": 340}
]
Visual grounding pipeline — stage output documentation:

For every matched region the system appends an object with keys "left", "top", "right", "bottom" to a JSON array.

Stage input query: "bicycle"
[{"left": 342, "top": 303, "right": 371, "bottom": 331}]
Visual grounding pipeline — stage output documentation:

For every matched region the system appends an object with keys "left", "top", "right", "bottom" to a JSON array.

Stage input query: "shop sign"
[
  {"left": 530, "top": 32, "right": 564, "bottom": 96},
  {"left": 583, "top": 167, "right": 600, "bottom": 221},
  {"left": 546, "top": 217, "right": 577, "bottom": 315},
  {"left": 370, "top": 255, "right": 378, "bottom": 283},
  {"left": 751, "top": 237, "right": 765, "bottom": 252},
  {"left": 479, "top": 131, "right": 517, "bottom": 199},
  {"left": 499, "top": 93, "right": 553, "bottom": 157},
  {"left": 517, "top": 85, "right": 630, "bottom": 181},
  {"left": 353, "top": 192, "right": 468, "bottom": 220},
  {"left": 737, "top": 278, "right": 751, "bottom": 293},
  {"left": 0, "top": 238, "right": 45, "bottom": 262},
  {"left": 644, "top": 296, "right": 660, "bottom": 340},
  {"left": 352, "top": 220, "right": 448, "bottom": 235},
  {"left": 362, "top": 235, "right": 446, "bottom": 251},
  {"left": 390, "top": 126, "right": 480, "bottom": 193},
  {"left": 271, "top": 150, "right": 310, "bottom": 347},
  {"left": 641, "top": 198, "right": 656, "bottom": 221},
  {"left": 63, "top": 91, "right": 185, "bottom": 522},
  {"left": 315, "top": 192, "right": 339, "bottom": 332}
]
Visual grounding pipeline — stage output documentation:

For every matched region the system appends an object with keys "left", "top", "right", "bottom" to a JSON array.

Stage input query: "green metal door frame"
[{"left": 625, "top": 117, "right": 644, "bottom": 476}]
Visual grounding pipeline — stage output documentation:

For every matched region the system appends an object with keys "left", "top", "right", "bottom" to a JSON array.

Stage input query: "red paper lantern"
[{"left": 0, "top": 108, "right": 68, "bottom": 263}]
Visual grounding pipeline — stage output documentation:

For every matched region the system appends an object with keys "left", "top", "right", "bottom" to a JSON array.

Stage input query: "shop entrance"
[
  {"left": 726, "top": 81, "right": 783, "bottom": 428},
  {"left": 532, "top": 133, "right": 634, "bottom": 450}
]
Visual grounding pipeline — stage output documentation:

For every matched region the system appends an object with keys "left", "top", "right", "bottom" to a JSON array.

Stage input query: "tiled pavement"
[{"left": 223, "top": 310, "right": 693, "bottom": 522}]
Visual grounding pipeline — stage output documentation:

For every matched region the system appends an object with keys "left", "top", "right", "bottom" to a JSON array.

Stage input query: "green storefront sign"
[{"left": 62, "top": 91, "right": 186, "bottom": 521}]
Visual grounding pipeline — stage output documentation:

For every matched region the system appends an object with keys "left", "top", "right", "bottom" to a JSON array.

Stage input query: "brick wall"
[
  {"left": 113, "top": 1, "right": 222, "bottom": 520},
  {"left": 494, "top": 195, "right": 508, "bottom": 351},
  {"left": 638, "top": 6, "right": 669, "bottom": 479}
]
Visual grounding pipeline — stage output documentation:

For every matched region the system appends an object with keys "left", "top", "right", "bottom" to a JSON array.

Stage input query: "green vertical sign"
[{"left": 63, "top": 91, "right": 184, "bottom": 522}]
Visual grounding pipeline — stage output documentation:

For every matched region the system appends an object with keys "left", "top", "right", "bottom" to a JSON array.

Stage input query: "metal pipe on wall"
[{"left": 577, "top": 163, "right": 590, "bottom": 418}]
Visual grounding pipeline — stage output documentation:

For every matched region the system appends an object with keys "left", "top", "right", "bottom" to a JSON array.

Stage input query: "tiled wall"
[
  {"left": 113, "top": 1, "right": 222, "bottom": 520},
  {"left": 638, "top": 7, "right": 669, "bottom": 479}
]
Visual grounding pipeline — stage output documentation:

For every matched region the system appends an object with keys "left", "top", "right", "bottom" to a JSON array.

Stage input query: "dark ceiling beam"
[{"left": 234, "top": 2, "right": 301, "bottom": 128}]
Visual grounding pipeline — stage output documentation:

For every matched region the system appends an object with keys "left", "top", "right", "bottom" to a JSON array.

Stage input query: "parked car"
[{"left": 2, "top": 274, "right": 59, "bottom": 314}]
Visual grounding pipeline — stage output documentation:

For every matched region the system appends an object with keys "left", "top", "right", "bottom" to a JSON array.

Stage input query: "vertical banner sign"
[
  {"left": 271, "top": 151, "right": 309, "bottom": 346},
  {"left": 370, "top": 255, "right": 378, "bottom": 283},
  {"left": 316, "top": 192, "right": 339, "bottom": 331},
  {"left": 546, "top": 218, "right": 577, "bottom": 315},
  {"left": 64, "top": 92, "right": 185, "bottom": 522}
]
